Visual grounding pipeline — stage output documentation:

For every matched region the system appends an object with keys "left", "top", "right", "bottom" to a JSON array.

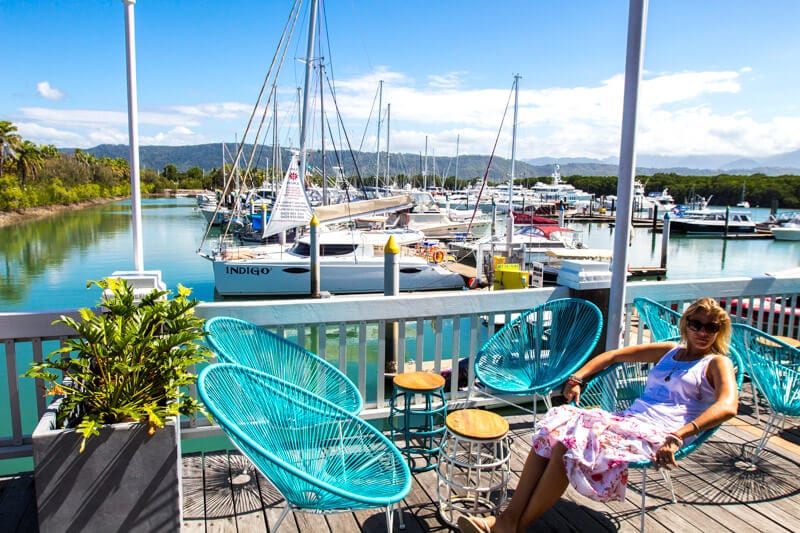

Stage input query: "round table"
[
  {"left": 389, "top": 371, "right": 448, "bottom": 473},
  {"left": 436, "top": 409, "right": 511, "bottom": 527}
]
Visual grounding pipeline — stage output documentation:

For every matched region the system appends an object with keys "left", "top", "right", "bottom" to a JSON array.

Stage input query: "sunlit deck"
[{"left": 3, "top": 391, "right": 799, "bottom": 532}]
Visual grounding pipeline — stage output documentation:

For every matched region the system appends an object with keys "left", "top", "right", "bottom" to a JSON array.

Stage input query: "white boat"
[
  {"left": 645, "top": 188, "right": 677, "bottom": 212},
  {"left": 201, "top": 149, "right": 465, "bottom": 295},
  {"left": 528, "top": 165, "right": 594, "bottom": 209},
  {"left": 449, "top": 224, "right": 581, "bottom": 263},
  {"left": 669, "top": 209, "right": 756, "bottom": 235},
  {"left": 771, "top": 213, "right": 800, "bottom": 241},
  {"left": 205, "top": 228, "right": 464, "bottom": 296},
  {"left": 771, "top": 224, "right": 800, "bottom": 241},
  {"left": 401, "top": 191, "right": 492, "bottom": 239}
]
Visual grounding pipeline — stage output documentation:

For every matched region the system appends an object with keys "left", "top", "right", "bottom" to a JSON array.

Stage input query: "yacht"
[
  {"left": 204, "top": 228, "right": 465, "bottom": 296},
  {"left": 669, "top": 209, "right": 756, "bottom": 235}
]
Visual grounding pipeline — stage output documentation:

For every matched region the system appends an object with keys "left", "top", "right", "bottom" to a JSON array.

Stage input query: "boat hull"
[
  {"left": 771, "top": 226, "right": 800, "bottom": 241},
  {"left": 669, "top": 220, "right": 756, "bottom": 235},
  {"left": 210, "top": 256, "right": 465, "bottom": 296}
]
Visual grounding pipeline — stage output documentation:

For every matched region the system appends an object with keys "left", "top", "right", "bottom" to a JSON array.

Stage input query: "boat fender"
[
  {"left": 468, "top": 277, "right": 479, "bottom": 289},
  {"left": 432, "top": 250, "right": 445, "bottom": 263}
]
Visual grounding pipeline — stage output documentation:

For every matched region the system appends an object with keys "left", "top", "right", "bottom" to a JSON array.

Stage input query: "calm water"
[{"left": 1, "top": 197, "right": 798, "bottom": 313}]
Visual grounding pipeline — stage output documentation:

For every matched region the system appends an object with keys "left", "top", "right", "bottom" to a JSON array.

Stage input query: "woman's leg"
[
  {"left": 462, "top": 445, "right": 556, "bottom": 533},
  {"left": 514, "top": 442, "right": 570, "bottom": 531},
  {"left": 492, "top": 447, "right": 552, "bottom": 532}
]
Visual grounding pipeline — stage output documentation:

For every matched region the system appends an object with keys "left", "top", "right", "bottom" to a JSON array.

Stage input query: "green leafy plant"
[{"left": 25, "top": 277, "right": 211, "bottom": 452}]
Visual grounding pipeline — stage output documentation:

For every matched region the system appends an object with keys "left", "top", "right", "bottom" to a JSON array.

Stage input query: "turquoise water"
[
  {"left": 1, "top": 198, "right": 798, "bottom": 474},
  {"left": 2, "top": 198, "right": 797, "bottom": 312}
]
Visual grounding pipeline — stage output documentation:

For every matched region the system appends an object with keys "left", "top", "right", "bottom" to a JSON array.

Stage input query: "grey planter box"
[{"left": 32, "top": 398, "right": 183, "bottom": 533}]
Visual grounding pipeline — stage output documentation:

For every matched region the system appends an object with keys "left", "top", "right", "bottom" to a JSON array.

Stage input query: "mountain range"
[{"left": 74, "top": 144, "right": 800, "bottom": 181}]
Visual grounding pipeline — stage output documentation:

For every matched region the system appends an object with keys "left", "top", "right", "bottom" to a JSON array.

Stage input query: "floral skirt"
[{"left": 532, "top": 404, "right": 669, "bottom": 501}]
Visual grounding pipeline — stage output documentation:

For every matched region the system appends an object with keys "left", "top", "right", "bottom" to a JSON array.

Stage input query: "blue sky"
[{"left": 3, "top": 0, "right": 800, "bottom": 162}]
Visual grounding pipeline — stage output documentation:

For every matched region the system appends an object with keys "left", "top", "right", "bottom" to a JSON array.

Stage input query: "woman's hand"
[
  {"left": 563, "top": 382, "right": 581, "bottom": 405},
  {"left": 652, "top": 438, "right": 681, "bottom": 470}
]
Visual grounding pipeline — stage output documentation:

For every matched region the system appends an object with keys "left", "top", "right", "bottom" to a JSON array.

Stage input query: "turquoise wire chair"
[
  {"left": 204, "top": 316, "right": 363, "bottom": 415},
  {"left": 633, "top": 297, "right": 681, "bottom": 342},
  {"left": 198, "top": 363, "right": 411, "bottom": 533},
  {"left": 473, "top": 298, "right": 603, "bottom": 414},
  {"left": 729, "top": 323, "right": 800, "bottom": 464},
  {"left": 580, "top": 343, "right": 744, "bottom": 532}
]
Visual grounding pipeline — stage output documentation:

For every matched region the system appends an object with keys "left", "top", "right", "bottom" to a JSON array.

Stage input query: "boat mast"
[
  {"left": 375, "top": 79, "right": 383, "bottom": 194},
  {"left": 298, "top": 0, "right": 318, "bottom": 185},
  {"left": 385, "top": 103, "right": 391, "bottom": 187},
  {"left": 423, "top": 135, "right": 428, "bottom": 190},
  {"left": 507, "top": 74, "right": 520, "bottom": 257},
  {"left": 320, "top": 61, "right": 327, "bottom": 205},
  {"left": 455, "top": 134, "right": 460, "bottom": 192},
  {"left": 272, "top": 84, "right": 279, "bottom": 193}
]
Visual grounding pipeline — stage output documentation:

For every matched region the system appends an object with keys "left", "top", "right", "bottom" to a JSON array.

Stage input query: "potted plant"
[{"left": 24, "top": 277, "right": 211, "bottom": 532}]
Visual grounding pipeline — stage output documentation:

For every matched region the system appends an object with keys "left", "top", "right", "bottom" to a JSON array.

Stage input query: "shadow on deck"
[{"left": 2, "top": 392, "right": 799, "bottom": 532}]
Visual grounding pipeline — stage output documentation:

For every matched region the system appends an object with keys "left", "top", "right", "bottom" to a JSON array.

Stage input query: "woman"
[{"left": 458, "top": 297, "right": 739, "bottom": 533}]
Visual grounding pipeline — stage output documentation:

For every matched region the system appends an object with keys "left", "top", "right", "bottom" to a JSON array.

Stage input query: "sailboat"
[
  {"left": 200, "top": 152, "right": 464, "bottom": 296},
  {"left": 736, "top": 181, "right": 750, "bottom": 208}
]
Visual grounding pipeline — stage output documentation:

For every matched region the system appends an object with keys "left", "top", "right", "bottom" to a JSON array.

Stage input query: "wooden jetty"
[{"left": 3, "top": 389, "right": 799, "bottom": 532}]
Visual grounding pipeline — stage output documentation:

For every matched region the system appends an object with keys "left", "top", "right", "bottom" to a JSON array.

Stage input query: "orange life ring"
[{"left": 432, "top": 250, "right": 445, "bottom": 263}]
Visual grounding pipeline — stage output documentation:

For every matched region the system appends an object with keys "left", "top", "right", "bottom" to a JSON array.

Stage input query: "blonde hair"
[{"left": 679, "top": 297, "right": 731, "bottom": 354}]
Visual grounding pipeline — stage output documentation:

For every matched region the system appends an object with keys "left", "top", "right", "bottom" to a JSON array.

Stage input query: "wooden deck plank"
[
  {"left": 226, "top": 452, "right": 269, "bottom": 531},
  {"left": 5, "top": 408, "right": 800, "bottom": 533},
  {"left": 0, "top": 473, "right": 37, "bottom": 533},
  {"left": 182, "top": 453, "right": 207, "bottom": 531},
  {"left": 201, "top": 451, "right": 240, "bottom": 532}
]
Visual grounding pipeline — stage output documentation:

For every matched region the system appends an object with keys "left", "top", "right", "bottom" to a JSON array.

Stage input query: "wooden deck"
[{"left": 2, "top": 392, "right": 799, "bottom": 532}]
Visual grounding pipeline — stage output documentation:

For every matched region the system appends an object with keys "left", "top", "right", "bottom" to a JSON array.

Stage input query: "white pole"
[
  {"left": 607, "top": 0, "right": 648, "bottom": 351},
  {"left": 123, "top": 0, "right": 143, "bottom": 272},
  {"left": 507, "top": 74, "right": 520, "bottom": 258},
  {"left": 298, "top": 0, "right": 318, "bottom": 185},
  {"left": 376, "top": 79, "right": 383, "bottom": 190}
]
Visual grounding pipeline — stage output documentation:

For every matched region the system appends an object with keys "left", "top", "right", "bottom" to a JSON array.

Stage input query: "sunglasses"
[{"left": 687, "top": 318, "right": 721, "bottom": 334}]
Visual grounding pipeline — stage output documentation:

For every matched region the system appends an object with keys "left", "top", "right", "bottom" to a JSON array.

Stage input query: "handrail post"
[{"left": 384, "top": 236, "right": 400, "bottom": 373}]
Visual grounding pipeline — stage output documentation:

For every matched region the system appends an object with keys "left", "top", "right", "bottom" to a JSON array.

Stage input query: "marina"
[
  {"left": 1, "top": 197, "right": 799, "bottom": 311},
  {"left": 2, "top": 1, "right": 800, "bottom": 529},
  {"left": 1, "top": 189, "right": 800, "bottom": 533}
]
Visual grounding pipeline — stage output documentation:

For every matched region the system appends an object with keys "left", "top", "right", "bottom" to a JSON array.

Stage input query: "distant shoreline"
[{"left": 0, "top": 197, "right": 126, "bottom": 229}]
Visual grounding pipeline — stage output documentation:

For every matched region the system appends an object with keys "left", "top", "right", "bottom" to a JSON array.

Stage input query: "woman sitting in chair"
[{"left": 459, "top": 297, "right": 739, "bottom": 533}]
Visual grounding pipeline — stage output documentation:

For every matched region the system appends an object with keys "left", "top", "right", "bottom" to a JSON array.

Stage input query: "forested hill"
[{"left": 72, "top": 143, "right": 800, "bottom": 181}]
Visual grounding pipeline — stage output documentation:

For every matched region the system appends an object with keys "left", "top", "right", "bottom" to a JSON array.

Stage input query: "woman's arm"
[{"left": 563, "top": 341, "right": 677, "bottom": 404}]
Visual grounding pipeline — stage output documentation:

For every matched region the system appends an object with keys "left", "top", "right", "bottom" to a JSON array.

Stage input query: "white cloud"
[
  {"left": 36, "top": 81, "right": 64, "bottom": 100},
  {"left": 16, "top": 122, "right": 84, "bottom": 145},
  {"left": 168, "top": 102, "right": 252, "bottom": 119},
  {"left": 142, "top": 126, "right": 201, "bottom": 146},
  {"left": 427, "top": 71, "right": 468, "bottom": 90},
  {"left": 13, "top": 67, "right": 800, "bottom": 158}
]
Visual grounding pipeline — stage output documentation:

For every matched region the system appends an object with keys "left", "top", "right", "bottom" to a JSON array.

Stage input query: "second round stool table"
[{"left": 436, "top": 408, "right": 511, "bottom": 527}]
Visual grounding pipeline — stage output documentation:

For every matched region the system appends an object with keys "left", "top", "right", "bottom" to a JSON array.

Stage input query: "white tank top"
[{"left": 624, "top": 346, "right": 718, "bottom": 436}]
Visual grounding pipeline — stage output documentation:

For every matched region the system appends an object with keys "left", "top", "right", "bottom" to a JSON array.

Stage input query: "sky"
[{"left": 3, "top": 0, "right": 800, "bottom": 164}]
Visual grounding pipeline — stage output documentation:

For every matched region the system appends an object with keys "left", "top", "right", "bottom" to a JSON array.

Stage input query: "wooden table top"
[
  {"left": 393, "top": 371, "right": 446, "bottom": 392},
  {"left": 445, "top": 409, "right": 509, "bottom": 440},
  {"left": 756, "top": 335, "right": 800, "bottom": 348},
  {"left": 775, "top": 335, "right": 800, "bottom": 348}
]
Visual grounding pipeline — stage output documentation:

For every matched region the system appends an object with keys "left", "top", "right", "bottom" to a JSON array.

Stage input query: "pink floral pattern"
[{"left": 532, "top": 404, "right": 669, "bottom": 501}]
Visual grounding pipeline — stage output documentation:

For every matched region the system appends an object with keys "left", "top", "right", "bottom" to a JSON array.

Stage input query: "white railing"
[{"left": 2, "top": 274, "right": 799, "bottom": 461}]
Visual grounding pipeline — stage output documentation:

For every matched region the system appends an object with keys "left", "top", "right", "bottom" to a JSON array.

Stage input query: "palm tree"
[
  {"left": 0, "top": 120, "right": 22, "bottom": 178},
  {"left": 16, "top": 140, "right": 44, "bottom": 188}
]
